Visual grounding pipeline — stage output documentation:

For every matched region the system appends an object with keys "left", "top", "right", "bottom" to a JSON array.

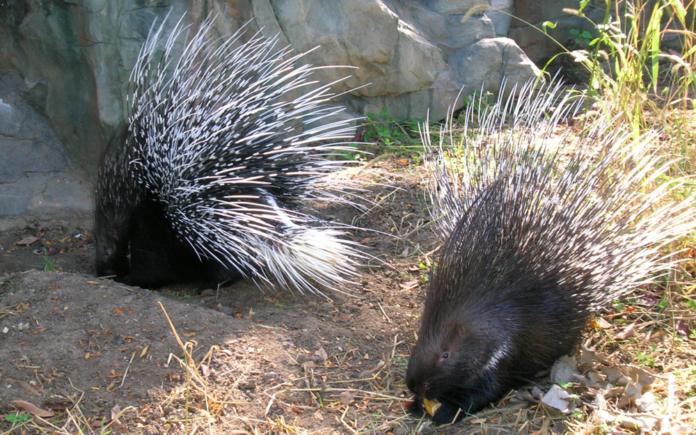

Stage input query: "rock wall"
[
  {"left": 0, "top": 69, "right": 92, "bottom": 230},
  {"left": 0, "top": 0, "right": 540, "bottom": 228}
]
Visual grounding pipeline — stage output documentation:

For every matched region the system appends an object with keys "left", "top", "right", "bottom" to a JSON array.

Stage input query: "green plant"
[
  {"left": 4, "top": 412, "right": 30, "bottom": 424},
  {"left": 41, "top": 255, "right": 57, "bottom": 272},
  {"left": 569, "top": 28, "right": 594, "bottom": 47},
  {"left": 564, "top": 0, "right": 695, "bottom": 134},
  {"left": 635, "top": 351, "right": 656, "bottom": 367},
  {"left": 361, "top": 107, "right": 424, "bottom": 157}
]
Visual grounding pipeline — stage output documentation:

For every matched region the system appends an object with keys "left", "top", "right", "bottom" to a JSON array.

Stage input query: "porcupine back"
[
  {"left": 405, "top": 79, "right": 696, "bottom": 424},
  {"left": 95, "top": 14, "right": 362, "bottom": 295}
]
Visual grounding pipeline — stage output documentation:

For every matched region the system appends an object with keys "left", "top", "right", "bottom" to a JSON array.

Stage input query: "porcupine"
[
  {"left": 405, "top": 79, "right": 696, "bottom": 424},
  {"left": 95, "top": 14, "right": 362, "bottom": 295}
]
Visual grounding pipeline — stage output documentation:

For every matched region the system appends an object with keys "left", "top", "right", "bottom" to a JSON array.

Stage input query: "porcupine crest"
[
  {"left": 95, "top": 14, "right": 362, "bottom": 295},
  {"left": 405, "top": 79, "right": 696, "bottom": 423}
]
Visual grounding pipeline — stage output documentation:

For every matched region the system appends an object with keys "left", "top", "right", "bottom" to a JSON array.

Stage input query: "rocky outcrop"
[{"left": 0, "top": 69, "right": 91, "bottom": 230}]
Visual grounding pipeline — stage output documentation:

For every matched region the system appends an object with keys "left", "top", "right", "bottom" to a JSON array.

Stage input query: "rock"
[
  {"left": 0, "top": 70, "right": 91, "bottom": 227},
  {"left": 450, "top": 37, "right": 541, "bottom": 94}
]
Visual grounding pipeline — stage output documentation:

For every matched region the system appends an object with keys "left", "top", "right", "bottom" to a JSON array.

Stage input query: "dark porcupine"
[
  {"left": 95, "top": 14, "right": 362, "bottom": 295},
  {"left": 405, "top": 79, "right": 696, "bottom": 424}
]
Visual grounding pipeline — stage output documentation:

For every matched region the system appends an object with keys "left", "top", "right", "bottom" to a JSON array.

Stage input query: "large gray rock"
[
  {"left": 450, "top": 38, "right": 540, "bottom": 93},
  {"left": 0, "top": 69, "right": 92, "bottom": 230}
]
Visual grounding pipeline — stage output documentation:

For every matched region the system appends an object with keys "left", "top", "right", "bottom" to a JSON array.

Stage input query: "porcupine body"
[
  {"left": 405, "top": 80, "right": 696, "bottom": 424},
  {"left": 95, "top": 15, "right": 361, "bottom": 295}
]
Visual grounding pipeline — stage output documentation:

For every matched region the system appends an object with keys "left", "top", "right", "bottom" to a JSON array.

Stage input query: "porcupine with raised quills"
[
  {"left": 405, "top": 79, "right": 696, "bottom": 424},
  {"left": 95, "top": 15, "right": 362, "bottom": 295}
]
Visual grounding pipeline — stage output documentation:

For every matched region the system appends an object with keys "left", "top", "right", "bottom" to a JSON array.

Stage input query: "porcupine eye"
[{"left": 442, "top": 352, "right": 449, "bottom": 359}]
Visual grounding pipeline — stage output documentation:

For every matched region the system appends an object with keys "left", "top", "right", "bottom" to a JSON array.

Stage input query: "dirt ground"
[
  {"left": 1, "top": 157, "right": 694, "bottom": 435},
  {"left": 0, "top": 159, "right": 454, "bottom": 434}
]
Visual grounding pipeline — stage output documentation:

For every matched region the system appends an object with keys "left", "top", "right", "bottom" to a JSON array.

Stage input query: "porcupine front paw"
[{"left": 406, "top": 395, "right": 425, "bottom": 417}]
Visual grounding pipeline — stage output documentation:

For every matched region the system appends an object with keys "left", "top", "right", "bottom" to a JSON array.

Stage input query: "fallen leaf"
[
  {"left": 541, "top": 385, "right": 572, "bottom": 413},
  {"left": 614, "top": 323, "right": 635, "bottom": 340},
  {"left": 17, "top": 380, "right": 40, "bottom": 395},
  {"left": 635, "top": 391, "right": 656, "bottom": 412},
  {"left": 590, "top": 317, "right": 612, "bottom": 329},
  {"left": 314, "top": 347, "right": 328, "bottom": 363},
  {"left": 11, "top": 400, "right": 54, "bottom": 418},
  {"left": 550, "top": 355, "right": 577, "bottom": 384},
  {"left": 618, "top": 415, "right": 658, "bottom": 432},
  {"left": 339, "top": 391, "right": 354, "bottom": 404},
  {"left": 15, "top": 236, "right": 39, "bottom": 246}
]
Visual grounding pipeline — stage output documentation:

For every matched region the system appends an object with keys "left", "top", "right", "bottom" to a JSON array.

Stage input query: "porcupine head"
[
  {"left": 94, "top": 199, "right": 129, "bottom": 279},
  {"left": 405, "top": 280, "right": 515, "bottom": 425}
]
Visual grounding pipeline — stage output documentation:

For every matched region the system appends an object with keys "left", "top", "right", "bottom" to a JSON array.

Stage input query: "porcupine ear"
[{"left": 445, "top": 323, "right": 466, "bottom": 344}]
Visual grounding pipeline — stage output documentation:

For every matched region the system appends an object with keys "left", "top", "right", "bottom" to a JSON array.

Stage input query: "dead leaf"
[
  {"left": 314, "top": 347, "right": 328, "bottom": 363},
  {"left": 339, "top": 391, "right": 354, "bottom": 404},
  {"left": 541, "top": 385, "right": 572, "bottom": 413},
  {"left": 550, "top": 355, "right": 577, "bottom": 384},
  {"left": 17, "top": 380, "right": 39, "bottom": 395},
  {"left": 599, "top": 366, "right": 623, "bottom": 383},
  {"left": 647, "top": 329, "right": 666, "bottom": 342},
  {"left": 618, "top": 415, "right": 658, "bottom": 432},
  {"left": 624, "top": 365, "right": 655, "bottom": 388},
  {"left": 635, "top": 391, "right": 656, "bottom": 412},
  {"left": 594, "top": 410, "right": 614, "bottom": 424},
  {"left": 674, "top": 320, "right": 694, "bottom": 339},
  {"left": 614, "top": 323, "right": 635, "bottom": 340},
  {"left": 12, "top": 400, "right": 55, "bottom": 418},
  {"left": 15, "top": 236, "right": 39, "bottom": 246},
  {"left": 590, "top": 317, "right": 612, "bottom": 329}
]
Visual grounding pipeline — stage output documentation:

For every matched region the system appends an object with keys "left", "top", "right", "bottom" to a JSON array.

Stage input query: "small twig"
[
  {"left": 264, "top": 392, "right": 276, "bottom": 416},
  {"left": 340, "top": 405, "right": 358, "bottom": 434},
  {"left": 377, "top": 302, "right": 392, "bottom": 323},
  {"left": 119, "top": 351, "right": 135, "bottom": 389},
  {"left": 288, "top": 387, "right": 408, "bottom": 402}
]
